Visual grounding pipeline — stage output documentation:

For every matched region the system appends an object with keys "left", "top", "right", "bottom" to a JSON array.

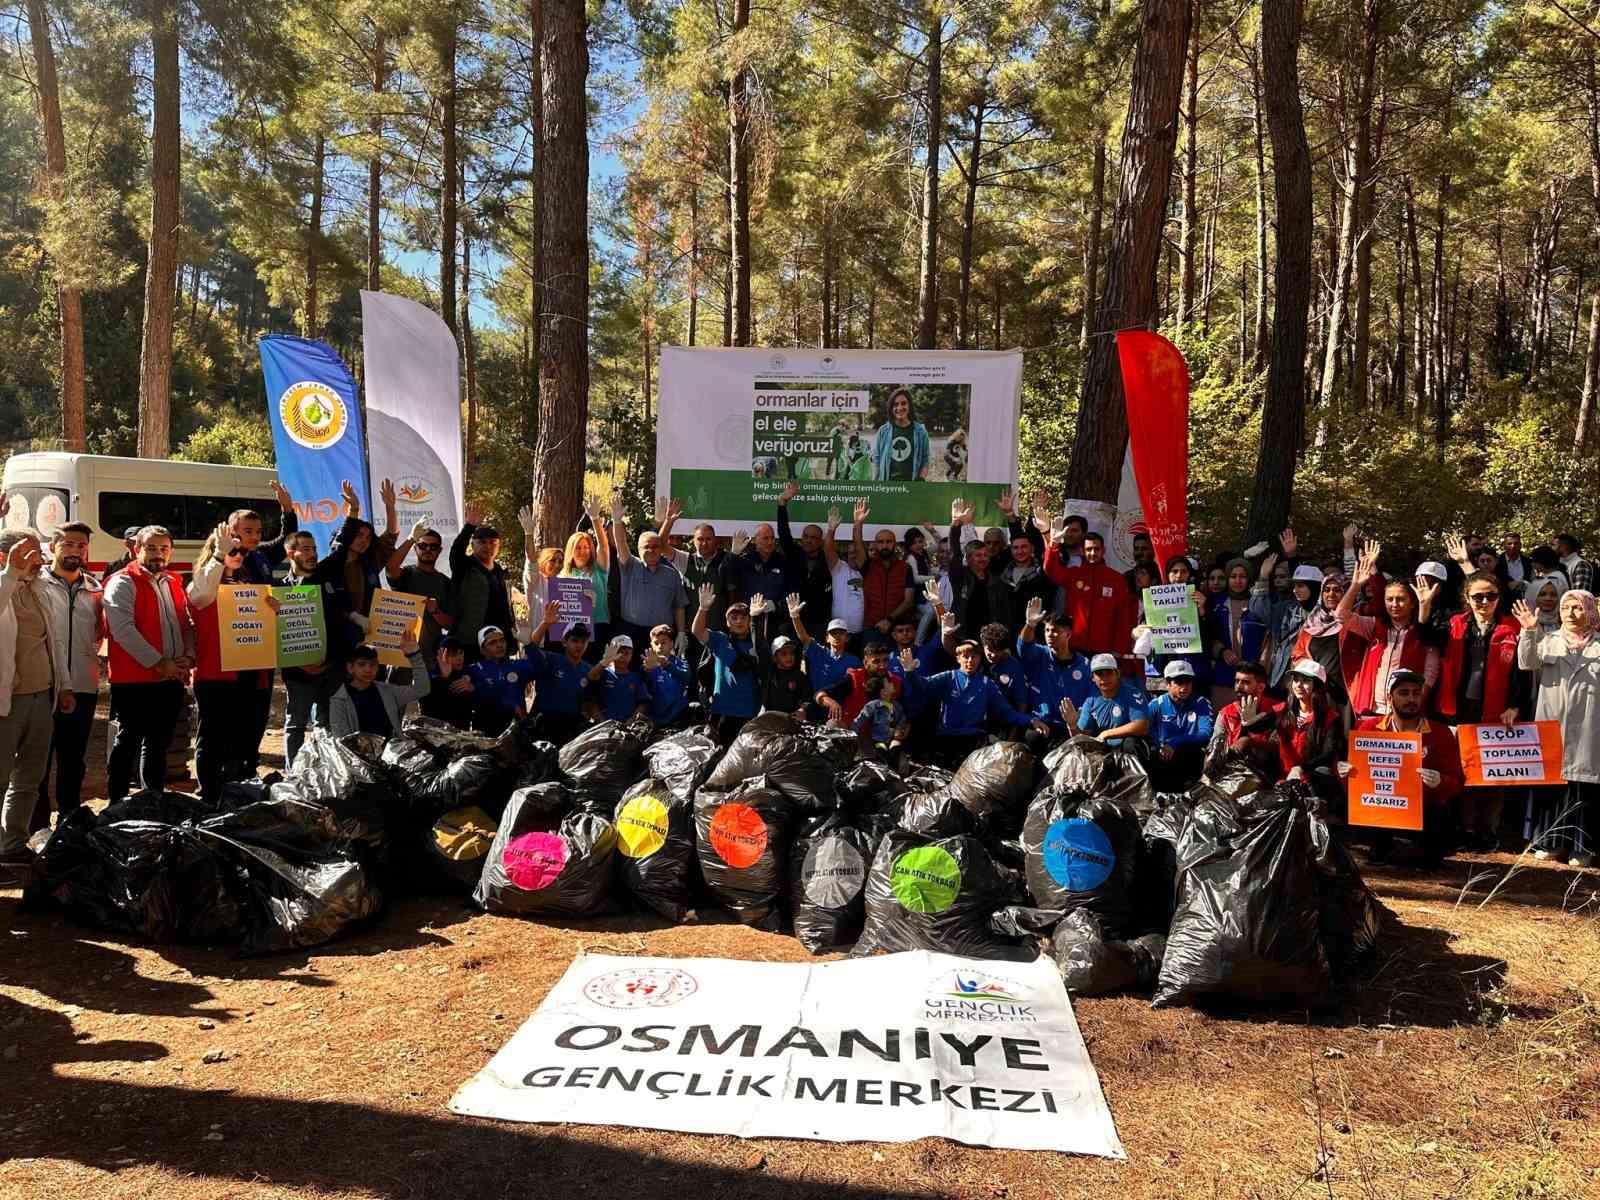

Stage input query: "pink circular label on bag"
[{"left": 502, "top": 832, "right": 567, "bottom": 890}]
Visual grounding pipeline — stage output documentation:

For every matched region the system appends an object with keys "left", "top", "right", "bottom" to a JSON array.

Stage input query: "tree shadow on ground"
[{"left": 1, "top": 986, "right": 934, "bottom": 1200}]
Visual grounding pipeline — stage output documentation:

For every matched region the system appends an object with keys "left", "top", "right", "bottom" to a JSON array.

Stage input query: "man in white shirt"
[{"left": 823, "top": 500, "right": 868, "bottom": 648}]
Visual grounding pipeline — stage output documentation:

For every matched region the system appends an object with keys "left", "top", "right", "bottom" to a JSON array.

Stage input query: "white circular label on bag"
[{"left": 801, "top": 836, "right": 867, "bottom": 909}]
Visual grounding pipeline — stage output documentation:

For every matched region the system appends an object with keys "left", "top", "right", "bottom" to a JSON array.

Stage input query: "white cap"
[
  {"left": 771, "top": 635, "right": 795, "bottom": 652},
  {"left": 477, "top": 626, "right": 505, "bottom": 648},
  {"left": 1090, "top": 653, "right": 1119, "bottom": 672},
  {"left": 1292, "top": 564, "right": 1324, "bottom": 585},
  {"left": 1162, "top": 659, "right": 1195, "bottom": 679},
  {"left": 1415, "top": 561, "right": 1449, "bottom": 582},
  {"left": 1288, "top": 659, "right": 1327, "bottom": 683},
  {"left": 826, "top": 619, "right": 849, "bottom": 633},
  {"left": 610, "top": 634, "right": 633, "bottom": 650}
]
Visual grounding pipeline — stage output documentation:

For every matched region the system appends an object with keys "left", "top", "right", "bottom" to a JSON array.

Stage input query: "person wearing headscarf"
[
  {"left": 1513, "top": 589, "right": 1600, "bottom": 867},
  {"left": 1205, "top": 556, "right": 1268, "bottom": 708},
  {"left": 1252, "top": 556, "right": 1324, "bottom": 691}
]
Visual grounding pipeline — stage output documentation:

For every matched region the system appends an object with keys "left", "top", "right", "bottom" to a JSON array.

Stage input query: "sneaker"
[{"left": 1568, "top": 852, "right": 1594, "bottom": 869}]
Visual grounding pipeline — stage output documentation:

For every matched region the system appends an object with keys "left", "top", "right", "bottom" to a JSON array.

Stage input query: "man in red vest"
[{"left": 103, "top": 525, "right": 195, "bottom": 800}]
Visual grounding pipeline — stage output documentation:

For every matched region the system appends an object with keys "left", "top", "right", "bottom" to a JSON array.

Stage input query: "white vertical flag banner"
[
  {"left": 449, "top": 951, "right": 1126, "bottom": 1158},
  {"left": 361, "top": 289, "right": 465, "bottom": 573}
]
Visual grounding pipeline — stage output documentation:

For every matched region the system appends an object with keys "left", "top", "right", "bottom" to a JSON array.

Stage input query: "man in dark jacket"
[{"left": 449, "top": 502, "right": 516, "bottom": 662}]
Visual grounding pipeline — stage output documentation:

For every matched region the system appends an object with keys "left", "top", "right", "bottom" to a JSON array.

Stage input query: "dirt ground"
[{"left": 4, "top": 702, "right": 1600, "bottom": 1200}]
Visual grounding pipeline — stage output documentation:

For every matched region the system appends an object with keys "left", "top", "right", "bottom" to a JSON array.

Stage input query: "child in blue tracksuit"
[
  {"left": 644, "top": 623, "right": 695, "bottom": 726},
  {"left": 1014, "top": 610, "right": 1097, "bottom": 755},
  {"left": 521, "top": 602, "right": 594, "bottom": 746},
  {"left": 692, "top": 587, "right": 760, "bottom": 744},
  {"left": 465, "top": 624, "right": 532, "bottom": 734},
  {"left": 796, "top": 612, "right": 862, "bottom": 692},
  {"left": 1067, "top": 653, "right": 1152, "bottom": 751},
  {"left": 1146, "top": 658, "right": 1214, "bottom": 790},
  {"left": 908, "top": 639, "right": 1044, "bottom": 767},
  {"left": 583, "top": 634, "right": 653, "bottom": 722}
]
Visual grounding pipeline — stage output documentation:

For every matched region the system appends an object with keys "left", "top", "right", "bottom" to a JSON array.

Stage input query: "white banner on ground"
[
  {"left": 449, "top": 951, "right": 1125, "bottom": 1157},
  {"left": 361, "top": 289, "right": 464, "bottom": 574},
  {"left": 654, "top": 347, "right": 1023, "bottom": 535}
]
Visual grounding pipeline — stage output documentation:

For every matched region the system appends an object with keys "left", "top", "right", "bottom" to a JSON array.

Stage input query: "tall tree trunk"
[
  {"left": 368, "top": 30, "right": 385, "bottom": 292},
  {"left": 305, "top": 132, "right": 325, "bottom": 338},
  {"left": 1393, "top": 228, "right": 1408, "bottom": 409},
  {"left": 1318, "top": 136, "right": 1356, "bottom": 412},
  {"left": 915, "top": 6, "right": 943, "bottom": 350},
  {"left": 137, "top": 0, "right": 179, "bottom": 459},
  {"left": 25, "top": 0, "right": 86, "bottom": 451},
  {"left": 728, "top": 0, "right": 751, "bottom": 346},
  {"left": 1349, "top": 0, "right": 1381, "bottom": 411},
  {"left": 526, "top": 0, "right": 543, "bottom": 440},
  {"left": 1201, "top": 145, "right": 1221, "bottom": 334},
  {"left": 1249, "top": 0, "right": 1312, "bottom": 541},
  {"left": 1176, "top": 21, "right": 1199, "bottom": 330},
  {"left": 461, "top": 166, "right": 476, "bottom": 482},
  {"left": 1081, "top": 127, "right": 1107, "bottom": 352},
  {"left": 1064, "top": 0, "right": 1193, "bottom": 502},
  {"left": 820, "top": 232, "right": 835, "bottom": 348},
  {"left": 1249, "top": 42, "right": 1268, "bottom": 369},
  {"left": 531, "top": 0, "right": 590, "bottom": 548},
  {"left": 439, "top": 15, "right": 458, "bottom": 335},
  {"left": 1580, "top": 290, "right": 1600, "bottom": 453},
  {"left": 1430, "top": 162, "right": 1450, "bottom": 436},
  {"left": 687, "top": 182, "right": 699, "bottom": 346},
  {"left": 956, "top": 91, "right": 985, "bottom": 348},
  {"left": 1402, "top": 177, "right": 1426, "bottom": 417}
]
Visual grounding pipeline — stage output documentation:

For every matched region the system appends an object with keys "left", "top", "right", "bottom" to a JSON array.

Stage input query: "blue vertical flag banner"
[{"left": 260, "top": 335, "right": 370, "bottom": 556}]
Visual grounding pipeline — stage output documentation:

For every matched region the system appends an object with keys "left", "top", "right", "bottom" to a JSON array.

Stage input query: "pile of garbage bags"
[{"left": 24, "top": 714, "right": 1387, "bottom": 1008}]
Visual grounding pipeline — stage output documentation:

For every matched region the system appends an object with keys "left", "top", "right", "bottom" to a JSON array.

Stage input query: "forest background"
[{"left": 2, "top": 0, "right": 1597, "bottom": 563}]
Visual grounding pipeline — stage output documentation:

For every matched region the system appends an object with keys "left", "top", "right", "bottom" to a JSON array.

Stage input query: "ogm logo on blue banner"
[
  {"left": 278, "top": 381, "right": 350, "bottom": 449},
  {"left": 1042, "top": 818, "right": 1115, "bottom": 891}
]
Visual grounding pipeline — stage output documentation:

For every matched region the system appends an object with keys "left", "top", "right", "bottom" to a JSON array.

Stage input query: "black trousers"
[
  {"left": 29, "top": 691, "right": 97, "bottom": 833},
  {"left": 193, "top": 678, "right": 272, "bottom": 802},
  {"left": 108, "top": 680, "right": 185, "bottom": 800}
]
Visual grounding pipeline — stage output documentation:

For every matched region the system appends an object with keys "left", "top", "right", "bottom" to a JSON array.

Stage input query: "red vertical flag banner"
[{"left": 1115, "top": 331, "right": 1190, "bottom": 569}]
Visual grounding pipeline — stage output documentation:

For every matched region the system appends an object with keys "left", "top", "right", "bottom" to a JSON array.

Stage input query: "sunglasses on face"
[{"left": 1467, "top": 591, "right": 1499, "bottom": 603}]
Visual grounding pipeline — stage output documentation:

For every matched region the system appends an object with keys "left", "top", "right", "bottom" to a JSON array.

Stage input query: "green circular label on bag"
[{"left": 889, "top": 845, "right": 961, "bottom": 913}]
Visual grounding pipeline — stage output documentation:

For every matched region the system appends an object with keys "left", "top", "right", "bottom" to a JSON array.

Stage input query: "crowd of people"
[{"left": 1, "top": 482, "right": 1595, "bottom": 874}]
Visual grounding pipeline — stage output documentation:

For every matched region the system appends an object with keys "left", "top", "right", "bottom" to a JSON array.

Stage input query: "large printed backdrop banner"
[
  {"left": 656, "top": 348, "right": 1023, "bottom": 532},
  {"left": 361, "top": 289, "right": 465, "bottom": 574},
  {"left": 259, "top": 335, "right": 370, "bottom": 556},
  {"left": 449, "top": 951, "right": 1126, "bottom": 1157}
]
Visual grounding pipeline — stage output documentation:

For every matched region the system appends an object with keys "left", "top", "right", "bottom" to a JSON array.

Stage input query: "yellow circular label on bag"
[{"left": 616, "top": 793, "right": 670, "bottom": 859}]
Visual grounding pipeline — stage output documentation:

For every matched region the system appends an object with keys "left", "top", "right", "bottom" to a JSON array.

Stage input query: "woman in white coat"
[{"left": 1513, "top": 589, "right": 1600, "bottom": 867}]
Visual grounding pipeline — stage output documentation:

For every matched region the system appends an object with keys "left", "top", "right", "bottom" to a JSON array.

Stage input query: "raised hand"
[
  {"left": 1048, "top": 516, "right": 1068, "bottom": 546},
  {"left": 997, "top": 488, "right": 1014, "bottom": 516},
  {"left": 749, "top": 593, "right": 773, "bottom": 617},
  {"left": 1279, "top": 528, "right": 1298, "bottom": 558},
  {"left": 1511, "top": 599, "right": 1539, "bottom": 631},
  {"left": 940, "top": 611, "right": 960, "bottom": 637},
  {"left": 1059, "top": 697, "right": 1078, "bottom": 726},
  {"left": 924, "top": 578, "right": 941, "bottom": 607},
  {"left": 643, "top": 647, "right": 662, "bottom": 672},
  {"left": 400, "top": 631, "right": 420, "bottom": 656},
  {"left": 1342, "top": 523, "right": 1359, "bottom": 547},
  {"left": 517, "top": 504, "right": 537, "bottom": 535},
  {"left": 786, "top": 592, "right": 805, "bottom": 617},
  {"left": 662, "top": 496, "right": 683, "bottom": 525},
  {"left": 341, "top": 479, "right": 361, "bottom": 517},
  {"left": 1237, "top": 694, "right": 1258, "bottom": 723},
  {"left": 826, "top": 506, "right": 843, "bottom": 532},
  {"left": 269, "top": 479, "right": 293, "bottom": 512},
  {"left": 1357, "top": 539, "right": 1381, "bottom": 579},
  {"left": 380, "top": 478, "right": 397, "bottom": 508},
  {"left": 731, "top": 528, "right": 750, "bottom": 556},
  {"left": 1025, "top": 596, "right": 1044, "bottom": 626},
  {"left": 852, "top": 498, "right": 869, "bottom": 525},
  {"left": 779, "top": 481, "right": 800, "bottom": 505},
  {"left": 1031, "top": 487, "right": 1050, "bottom": 520},
  {"left": 1243, "top": 540, "right": 1269, "bottom": 558},
  {"left": 409, "top": 519, "right": 430, "bottom": 542},
  {"left": 1258, "top": 551, "right": 1279, "bottom": 582},
  {"left": 464, "top": 500, "right": 484, "bottom": 526},
  {"left": 4, "top": 539, "right": 41, "bottom": 574},
  {"left": 698, "top": 582, "right": 716, "bottom": 610},
  {"left": 542, "top": 599, "right": 562, "bottom": 625},
  {"left": 950, "top": 497, "right": 973, "bottom": 525},
  {"left": 1444, "top": 533, "right": 1469, "bottom": 565},
  {"left": 609, "top": 491, "right": 626, "bottom": 522},
  {"left": 898, "top": 647, "right": 916, "bottom": 672}
]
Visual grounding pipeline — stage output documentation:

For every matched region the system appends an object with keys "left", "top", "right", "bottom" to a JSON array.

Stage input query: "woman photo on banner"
[{"left": 871, "top": 388, "right": 930, "bottom": 482}]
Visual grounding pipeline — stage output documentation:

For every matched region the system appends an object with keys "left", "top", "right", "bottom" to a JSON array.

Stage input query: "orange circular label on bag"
[{"left": 709, "top": 803, "right": 767, "bottom": 869}]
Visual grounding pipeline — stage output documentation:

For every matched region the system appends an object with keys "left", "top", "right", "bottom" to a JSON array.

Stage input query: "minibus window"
[
  {"left": 99, "top": 493, "right": 185, "bottom": 539},
  {"left": 1, "top": 487, "right": 70, "bottom": 537}
]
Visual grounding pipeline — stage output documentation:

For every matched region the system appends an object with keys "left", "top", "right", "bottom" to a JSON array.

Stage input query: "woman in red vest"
[
  {"left": 1332, "top": 539, "right": 1439, "bottom": 720},
  {"left": 1428, "top": 571, "right": 1531, "bottom": 850}
]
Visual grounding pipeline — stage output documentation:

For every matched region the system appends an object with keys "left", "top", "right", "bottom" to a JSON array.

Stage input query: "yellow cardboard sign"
[
  {"left": 368, "top": 589, "right": 426, "bottom": 666},
  {"left": 217, "top": 585, "right": 278, "bottom": 671}
]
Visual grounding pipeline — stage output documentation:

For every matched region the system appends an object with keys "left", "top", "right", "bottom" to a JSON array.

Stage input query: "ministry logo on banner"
[{"left": 449, "top": 950, "right": 1125, "bottom": 1157}]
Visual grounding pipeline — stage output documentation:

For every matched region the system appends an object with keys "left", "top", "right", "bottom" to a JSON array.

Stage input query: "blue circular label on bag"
[{"left": 1042, "top": 818, "right": 1115, "bottom": 891}]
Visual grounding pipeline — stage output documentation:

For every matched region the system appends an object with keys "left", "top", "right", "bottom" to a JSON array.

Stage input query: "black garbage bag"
[
  {"left": 898, "top": 791, "right": 972, "bottom": 837},
  {"left": 1042, "top": 736, "right": 1154, "bottom": 816},
  {"left": 1200, "top": 747, "right": 1270, "bottom": 800},
  {"left": 1138, "top": 791, "right": 1195, "bottom": 930},
  {"left": 641, "top": 728, "right": 721, "bottom": 801},
  {"left": 838, "top": 760, "right": 908, "bottom": 807},
  {"left": 275, "top": 732, "right": 393, "bottom": 862},
  {"left": 945, "top": 742, "right": 1040, "bottom": 835},
  {"left": 614, "top": 778, "right": 698, "bottom": 922},
  {"left": 1152, "top": 786, "right": 1332, "bottom": 1009},
  {"left": 694, "top": 783, "right": 795, "bottom": 930},
  {"left": 558, "top": 719, "right": 647, "bottom": 799},
  {"left": 851, "top": 830, "right": 1032, "bottom": 961},
  {"left": 989, "top": 905, "right": 1066, "bottom": 938},
  {"left": 27, "top": 806, "right": 243, "bottom": 942},
  {"left": 474, "top": 792, "right": 619, "bottom": 917},
  {"left": 803, "top": 722, "right": 864, "bottom": 772},
  {"left": 399, "top": 805, "right": 500, "bottom": 895},
  {"left": 704, "top": 713, "right": 801, "bottom": 790},
  {"left": 1049, "top": 910, "right": 1166, "bottom": 996},
  {"left": 760, "top": 736, "right": 841, "bottom": 812},
  {"left": 788, "top": 814, "right": 876, "bottom": 953},
  {"left": 100, "top": 788, "right": 216, "bottom": 825},
  {"left": 411, "top": 753, "right": 502, "bottom": 810},
  {"left": 903, "top": 764, "right": 955, "bottom": 795},
  {"left": 1021, "top": 788, "right": 1144, "bottom": 937},
  {"left": 194, "top": 799, "right": 384, "bottom": 954}
]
